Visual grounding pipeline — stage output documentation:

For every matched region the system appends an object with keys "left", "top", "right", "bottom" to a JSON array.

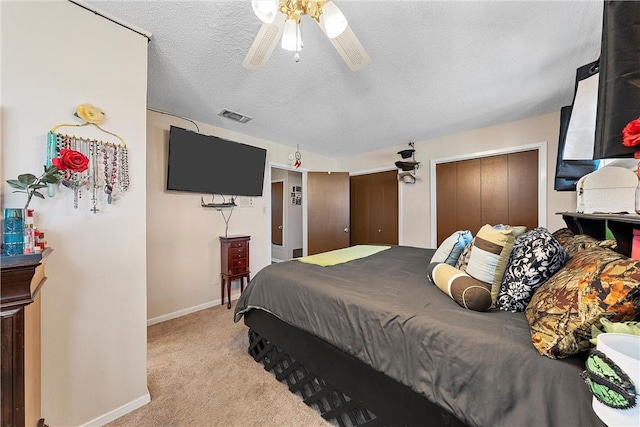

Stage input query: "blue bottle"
[{"left": 3, "top": 208, "right": 25, "bottom": 256}]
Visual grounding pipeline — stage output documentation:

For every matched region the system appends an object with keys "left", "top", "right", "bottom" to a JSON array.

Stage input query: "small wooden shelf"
[{"left": 558, "top": 212, "right": 640, "bottom": 257}]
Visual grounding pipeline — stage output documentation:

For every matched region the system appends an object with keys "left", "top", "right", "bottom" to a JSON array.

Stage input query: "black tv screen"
[{"left": 166, "top": 126, "right": 267, "bottom": 196}]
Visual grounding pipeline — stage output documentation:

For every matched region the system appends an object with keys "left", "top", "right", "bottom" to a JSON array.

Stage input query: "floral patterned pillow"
[
  {"left": 525, "top": 246, "right": 640, "bottom": 359},
  {"left": 496, "top": 228, "right": 567, "bottom": 312}
]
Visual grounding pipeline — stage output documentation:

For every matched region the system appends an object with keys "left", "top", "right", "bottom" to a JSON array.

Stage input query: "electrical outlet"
[{"left": 248, "top": 198, "right": 254, "bottom": 206}]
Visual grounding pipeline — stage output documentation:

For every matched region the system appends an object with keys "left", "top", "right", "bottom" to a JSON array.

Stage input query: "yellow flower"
[{"left": 76, "top": 104, "right": 104, "bottom": 124}]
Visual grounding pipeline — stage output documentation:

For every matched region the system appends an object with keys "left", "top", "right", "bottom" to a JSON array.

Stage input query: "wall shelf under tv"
[{"left": 201, "top": 201, "right": 236, "bottom": 210}]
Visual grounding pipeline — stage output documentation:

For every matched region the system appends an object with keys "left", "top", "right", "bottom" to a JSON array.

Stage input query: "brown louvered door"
[{"left": 436, "top": 150, "right": 538, "bottom": 245}]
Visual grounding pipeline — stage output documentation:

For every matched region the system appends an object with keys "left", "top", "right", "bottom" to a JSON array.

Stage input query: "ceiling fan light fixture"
[
  {"left": 244, "top": 0, "right": 369, "bottom": 71},
  {"left": 320, "top": 0, "right": 348, "bottom": 38},
  {"left": 252, "top": 0, "right": 279, "bottom": 24},
  {"left": 282, "top": 19, "right": 302, "bottom": 52}
]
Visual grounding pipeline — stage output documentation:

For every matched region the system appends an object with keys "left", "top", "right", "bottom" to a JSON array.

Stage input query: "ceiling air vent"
[{"left": 218, "top": 109, "right": 252, "bottom": 123}]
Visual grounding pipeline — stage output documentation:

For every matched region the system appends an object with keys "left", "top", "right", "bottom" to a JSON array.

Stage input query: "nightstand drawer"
[
  {"left": 230, "top": 247, "right": 246, "bottom": 256},
  {"left": 231, "top": 266, "right": 248, "bottom": 275},
  {"left": 231, "top": 258, "right": 247, "bottom": 268}
]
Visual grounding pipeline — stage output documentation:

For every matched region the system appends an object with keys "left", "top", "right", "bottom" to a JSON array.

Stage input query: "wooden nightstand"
[{"left": 220, "top": 235, "right": 250, "bottom": 309}]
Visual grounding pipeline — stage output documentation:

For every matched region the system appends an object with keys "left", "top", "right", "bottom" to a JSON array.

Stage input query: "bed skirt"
[{"left": 244, "top": 309, "right": 468, "bottom": 427}]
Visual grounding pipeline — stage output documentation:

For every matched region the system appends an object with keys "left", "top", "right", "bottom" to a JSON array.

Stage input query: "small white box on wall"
[{"left": 576, "top": 166, "right": 637, "bottom": 214}]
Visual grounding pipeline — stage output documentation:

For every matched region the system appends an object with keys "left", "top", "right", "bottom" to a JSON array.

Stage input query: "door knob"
[
  {"left": 344, "top": 228, "right": 349, "bottom": 232},
  {"left": 278, "top": 225, "right": 283, "bottom": 229},
  {"left": 378, "top": 229, "right": 381, "bottom": 232}
]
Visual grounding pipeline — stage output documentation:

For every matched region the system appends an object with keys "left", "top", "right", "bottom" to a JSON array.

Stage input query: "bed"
[{"left": 234, "top": 245, "right": 605, "bottom": 427}]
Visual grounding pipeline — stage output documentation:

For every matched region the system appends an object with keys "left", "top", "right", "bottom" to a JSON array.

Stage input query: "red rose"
[
  {"left": 622, "top": 117, "right": 640, "bottom": 147},
  {"left": 52, "top": 149, "right": 89, "bottom": 173}
]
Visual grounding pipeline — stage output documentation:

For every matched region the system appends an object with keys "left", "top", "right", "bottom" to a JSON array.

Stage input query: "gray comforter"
[{"left": 234, "top": 245, "right": 604, "bottom": 427}]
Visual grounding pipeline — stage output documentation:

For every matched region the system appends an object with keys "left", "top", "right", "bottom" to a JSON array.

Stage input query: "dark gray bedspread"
[{"left": 234, "top": 246, "right": 604, "bottom": 427}]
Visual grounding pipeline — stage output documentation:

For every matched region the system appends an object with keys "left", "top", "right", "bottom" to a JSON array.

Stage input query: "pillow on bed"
[
  {"left": 465, "top": 224, "right": 515, "bottom": 307},
  {"left": 555, "top": 232, "right": 617, "bottom": 256},
  {"left": 427, "top": 262, "right": 492, "bottom": 311},
  {"left": 551, "top": 227, "right": 575, "bottom": 247},
  {"left": 496, "top": 227, "right": 567, "bottom": 313},
  {"left": 495, "top": 224, "right": 526, "bottom": 238},
  {"left": 506, "top": 225, "right": 527, "bottom": 238},
  {"left": 454, "top": 240, "right": 473, "bottom": 271},
  {"left": 525, "top": 246, "right": 640, "bottom": 359},
  {"left": 431, "top": 230, "right": 473, "bottom": 266}
]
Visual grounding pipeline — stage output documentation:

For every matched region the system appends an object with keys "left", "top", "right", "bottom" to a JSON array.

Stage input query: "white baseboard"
[
  {"left": 81, "top": 389, "right": 151, "bottom": 427},
  {"left": 147, "top": 293, "right": 241, "bottom": 326},
  {"left": 271, "top": 258, "right": 286, "bottom": 263}
]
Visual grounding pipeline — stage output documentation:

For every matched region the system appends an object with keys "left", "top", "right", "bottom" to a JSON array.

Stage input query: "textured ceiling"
[{"left": 87, "top": 1, "right": 603, "bottom": 158}]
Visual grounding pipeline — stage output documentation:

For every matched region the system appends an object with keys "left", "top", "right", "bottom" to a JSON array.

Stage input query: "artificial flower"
[
  {"left": 6, "top": 165, "right": 62, "bottom": 209},
  {"left": 622, "top": 116, "right": 640, "bottom": 147},
  {"left": 52, "top": 149, "right": 90, "bottom": 173},
  {"left": 75, "top": 104, "right": 104, "bottom": 124}
]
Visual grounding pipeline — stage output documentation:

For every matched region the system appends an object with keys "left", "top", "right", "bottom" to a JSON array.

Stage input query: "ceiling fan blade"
[
  {"left": 243, "top": 13, "right": 285, "bottom": 71},
  {"left": 320, "top": 24, "right": 371, "bottom": 71}
]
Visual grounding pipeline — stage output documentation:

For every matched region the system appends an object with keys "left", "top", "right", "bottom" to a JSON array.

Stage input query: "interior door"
[
  {"left": 271, "top": 181, "right": 283, "bottom": 245},
  {"left": 307, "top": 172, "right": 350, "bottom": 255}
]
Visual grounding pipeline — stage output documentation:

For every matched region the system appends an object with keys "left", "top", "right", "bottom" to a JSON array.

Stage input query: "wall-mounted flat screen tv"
[{"left": 166, "top": 126, "right": 267, "bottom": 196}]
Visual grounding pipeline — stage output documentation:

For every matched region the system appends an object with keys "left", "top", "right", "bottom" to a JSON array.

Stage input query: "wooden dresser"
[
  {"left": 1, "top": 248, "right": 51, "bottom": 427},
  {"left": 219, "top": 235, "right": 250, "bottom": 309}
]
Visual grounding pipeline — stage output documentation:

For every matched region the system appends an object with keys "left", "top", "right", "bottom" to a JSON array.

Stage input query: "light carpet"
[{"left": 106, "top": 302, "right": 330, "bottom": 427}]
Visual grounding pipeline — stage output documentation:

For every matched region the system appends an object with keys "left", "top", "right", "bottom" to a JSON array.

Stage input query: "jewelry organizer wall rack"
[{"left": 47, "top": 118, "right": 130, "bottom": 214}]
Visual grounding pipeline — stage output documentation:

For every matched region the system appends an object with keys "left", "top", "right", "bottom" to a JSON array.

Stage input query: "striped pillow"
[
  {"left": 427, "top": 263, "right": 492, "bottom": 311},
  {"left": 465, "top": 224, "right": 515, "bottom": 307}
]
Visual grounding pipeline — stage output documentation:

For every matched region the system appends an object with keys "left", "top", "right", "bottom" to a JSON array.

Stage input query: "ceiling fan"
[{"left": 243, "top": 0, "right": 370, "bottom": 71}]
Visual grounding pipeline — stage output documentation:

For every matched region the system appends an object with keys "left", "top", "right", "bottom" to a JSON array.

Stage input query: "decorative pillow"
[
  {"left": 496, "top": 227, "right": 568, "bottom": 312},
  {"left": 465, "top": 224, "right": 515, "bottom": 307},
  {"left": 431, "top": 230, "right": 473, "bottom": 266},
  {"left": 525, "top": 246, "right": 640, "bottom": 359},
  {"left": 506, "top": 225, "right": 527, "bottom": 238},
  {"left": 552, "top": 227, "right": 575, "bottom": 247},
  {"left": 454, "top": 240, "right": 473, "bottom": 271},
  {"left": 561, "top": 234, "right": 617, "bottom": 256},
  {"left": 427, "top": 263, "right": 492, "bottom": 311}
]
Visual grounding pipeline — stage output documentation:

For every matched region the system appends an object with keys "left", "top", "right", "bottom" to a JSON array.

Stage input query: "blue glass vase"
[{"left": 3, "top": 208, "right": 25, "bottom": 256}]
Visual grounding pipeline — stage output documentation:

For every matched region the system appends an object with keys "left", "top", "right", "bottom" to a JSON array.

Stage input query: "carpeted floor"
[{"left": 106, "top": 301, "right": 330, "bottom": 427}]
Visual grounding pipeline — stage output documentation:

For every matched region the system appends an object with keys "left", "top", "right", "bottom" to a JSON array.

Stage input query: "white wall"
[
  {"left": 337, "top": 112, "right": 575, "bottom": 248},
  {"left": 1, "top": 1, "right": 149, "bottom": 425},
  {"left": 146, "top": 111, "right": 336, "bottom": 321}
]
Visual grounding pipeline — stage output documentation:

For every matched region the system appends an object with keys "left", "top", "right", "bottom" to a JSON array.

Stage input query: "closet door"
[
  {"left": 436, "top": 150, "right": 538, "bottom": 245},
  {"left": 350, "top": 170, "right": 398, "bottom": 245},
  {"left": 350, "top": 174, "right": 370, "bottom": 245},
  {"left": 369, "top": 170, "right": 399, "bottom": 244}
]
